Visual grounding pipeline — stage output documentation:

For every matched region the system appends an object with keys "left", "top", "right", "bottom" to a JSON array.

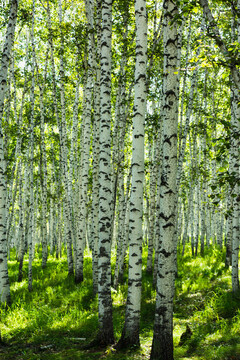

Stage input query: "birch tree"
[
  {"left": 38, "top": 50, "right": 49, "bottom": 270},
  {"left": 45, "top": 0, "right": 74, "bottom": 274},
  {"left": 90, "top": 0, "right": 101, "bottom": 295},
  {"left": 0, "top": 0, "right": 18, "bottom": 304},
  {"left": 230, "top": 82, "right": 240, "bottom": 293},
  {"left": 96, "top": 0, "right": 114, "bottom": 345},
  {"left": 28, "top": 0, "right": 37, "bottom": 292},
  {"left": 57, "top": 0, "right": 75, "bottom": 275},
  {"left": 151, "top": 0, "right": 179, "bottom": 358},
  {"left": 117, "top": 0, "right": 147, "bottom": 348},
  {"left": 75, "top": 0, "right": 94, "bottom": 284}
]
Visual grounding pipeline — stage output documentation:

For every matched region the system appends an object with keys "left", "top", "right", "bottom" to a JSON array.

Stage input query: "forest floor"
[{"left": 0, "top": 245, "right": 240, "bottom": 360}]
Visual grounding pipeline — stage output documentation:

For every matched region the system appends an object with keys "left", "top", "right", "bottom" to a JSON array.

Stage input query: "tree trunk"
[
  {"left": 75, "top": 0, "right": 94, "bottom": 284},
  {"left": 151, "top": 1, "right": 179, "bottom": 359},
  {"left": 230, "top": 84, "right": 240, "bottom": 293},
  {"left": 0, "top": 0, "right": 18, "bottom": 305},
  {"left": 28, "top": 0, "right": 36, "bottom": 292},
  {"left": 117, "top": 0, "right": 147, "bottom": 348},
  {"left": 96, "top": 0, "right": 114, "bottom": 345}
]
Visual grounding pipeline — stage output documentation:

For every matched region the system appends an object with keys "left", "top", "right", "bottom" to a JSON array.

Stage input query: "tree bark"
[
  {"left": 0, "top": 0, "right": 18, "bottom": 305},
  {"left": 151, "top": 1, "right": 179, "bottom": 359},
  {"left": 117, "top": 0, "right": 147, "bottom": 348},
  {"left": 97, "top": 0, "right": 114, "bottom": 345}
]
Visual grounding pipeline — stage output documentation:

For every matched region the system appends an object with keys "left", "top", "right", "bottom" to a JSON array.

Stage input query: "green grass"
[{"left": 0, "top": 245, "right": 240, "bottom": 359}]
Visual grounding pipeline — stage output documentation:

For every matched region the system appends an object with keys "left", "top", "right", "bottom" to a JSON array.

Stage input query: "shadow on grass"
[{"left": 3, "top": 245, "right": 240, "bottom": 360}]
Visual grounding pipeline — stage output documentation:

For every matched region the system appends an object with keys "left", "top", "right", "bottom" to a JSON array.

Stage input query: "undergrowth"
[{"left": 0, "top": 244, "right": 239, "bottom": 359}]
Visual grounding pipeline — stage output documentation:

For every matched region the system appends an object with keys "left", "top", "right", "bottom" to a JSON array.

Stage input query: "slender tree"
[
  {"left": 96, "top": 0, "right": 114, "bottom": 345},
  {"left": 28, "top": 0, "right": 37, "bottom": 292},
  {"left": 75, "top": 0, "right": 94, "bottom": 284},
  {"left": 90, "top": 0, "right": 101, "bottom": 295},
  {"left": 0, "top": 0, "right": 18, "bottom": 304},
  {"left": 117, "top": 0, "right": 147, "bottom": 348},
  {"left": 151, "top": 0, "right": 179, "bottom": 359}
]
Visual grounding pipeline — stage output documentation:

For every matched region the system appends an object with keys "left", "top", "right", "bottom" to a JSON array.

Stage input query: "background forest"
[{"left": 0, "top": 0, "right": 240, "bottom": 359}]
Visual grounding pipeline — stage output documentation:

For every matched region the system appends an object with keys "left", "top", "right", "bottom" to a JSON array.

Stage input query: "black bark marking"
[{"left": 160, "top": 249, "right": 172, "bottom": 258}]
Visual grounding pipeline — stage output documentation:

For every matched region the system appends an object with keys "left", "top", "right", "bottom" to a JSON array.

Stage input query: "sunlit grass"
[{"left": 0, "top": 244, "right": 240, "bottom": 359}]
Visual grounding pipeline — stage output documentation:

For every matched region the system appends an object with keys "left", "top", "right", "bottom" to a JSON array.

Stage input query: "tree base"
[
  {"left": 150, "top": 334, "right": 173, "bottom": 360},
  {"left": 74, "top": 274, "right": 83, "bottom": 283},
  {"left": 81, "top": 331, "right": 115, "bottom": 350},
  {"left": 115, "top": 328, "right": 140, "bottom": 351}
]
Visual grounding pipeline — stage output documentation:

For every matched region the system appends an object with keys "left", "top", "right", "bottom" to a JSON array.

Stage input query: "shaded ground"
[{"left": 1, "top": 246, "right": 240, "bottom": 360}]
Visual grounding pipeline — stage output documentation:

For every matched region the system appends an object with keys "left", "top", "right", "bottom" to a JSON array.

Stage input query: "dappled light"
[{"left": 0, "top": 246, "right": 240, "bottom": 359}]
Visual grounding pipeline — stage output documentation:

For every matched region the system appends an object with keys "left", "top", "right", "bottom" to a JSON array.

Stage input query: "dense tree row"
[{"left": 0, "top": 0, "right": 239, "bottom": 359}]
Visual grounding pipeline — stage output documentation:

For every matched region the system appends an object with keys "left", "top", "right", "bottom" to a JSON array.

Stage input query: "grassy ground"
[{"left": 0, "top": 245, "right": 240, "bottom": 360}]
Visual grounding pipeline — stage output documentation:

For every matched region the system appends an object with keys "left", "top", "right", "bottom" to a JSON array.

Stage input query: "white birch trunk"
[
  {"left": 182, "top": 198, "right": 190, "bottom": 256},
  {"left": 91, "top": 31, "right": 101, "bottom": 295},
  {"left": 117, "top": 0, "right": 147, "bottom": 348},
  {"left": 188, "top": 133, "right": 195, "bottom": 256},
  {"left": 17, "top": 161, "right": 26, "bottom": 282},
  {"left": 151, "top": 1, "right": 179, "bottom": 358},
  {"left": 178, "top": 16, "right": 192, "bottom": 155},
  {"left": 89, "top": 0, "right": 102, "bottom": 297},
  {"left": 225, "top": 189, "right": 233, "bottom": 267},
  {"left": 194, "top": 183, "right": 200, "bottom": 257},
  {"left": 153, "top": 119, "right": 163, "bottom": 285},
  {"left": 68, "top": 72, "right": 80, "bottom": 261},
  {"left": 47, "top": 0, "right": 74, "bottom": 274},
  {"left": 28, "top": 0, "right": 36, "bottom": 291},
  {"left": 58, "top": 0, "right": 75, "bottom": 275},
  {"left": 75, "top": 0, "right": 94, "bottom": 283},
  {"left": 97, "top": 0, "right": 114, "bottom": 345},
  {"left": 117, "top": 167, "right": 131, "bottom": 285},
  {"left": 38, "top": 50, "right": 48, "bottom": 267},
  {"left": 200, "top": 79, "right": 208, "bottom": 255},
  {"left": 230, "top": 0, "right": 240, "bottom": 291},
  {"left": 0, "top": 0, "right": 18, "bottom": 305},
  {"left": 230, "top": 85, "right": 240, "bottom": 292},
  {"left": 112, "top": 8, "right": 129, "bottom": 287},
  {"left": 147, "top": 138, "right": 157, "bottom": 274}
]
